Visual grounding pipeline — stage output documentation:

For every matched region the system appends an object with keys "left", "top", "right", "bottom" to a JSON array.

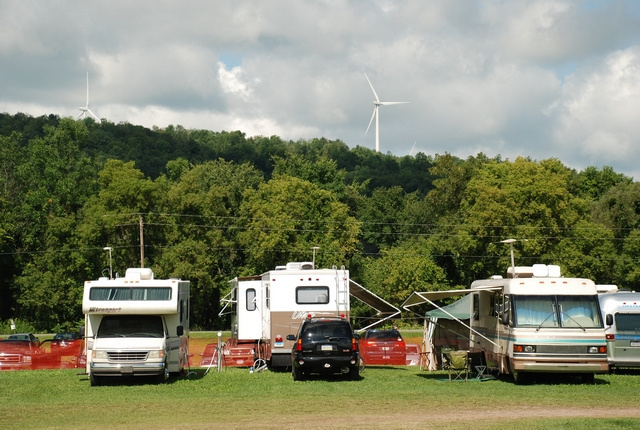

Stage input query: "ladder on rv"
[{"left": 335, "top": 267, "right": 349, "bottom": 315}]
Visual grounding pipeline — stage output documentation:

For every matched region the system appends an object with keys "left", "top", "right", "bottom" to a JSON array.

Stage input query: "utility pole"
[{"left": 139, "top": 215, "right": 145, "bottom": 268}]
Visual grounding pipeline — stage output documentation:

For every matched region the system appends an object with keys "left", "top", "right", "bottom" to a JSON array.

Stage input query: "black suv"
[{"left": 286, "top": 316, "right": 360, "bottom": 381}]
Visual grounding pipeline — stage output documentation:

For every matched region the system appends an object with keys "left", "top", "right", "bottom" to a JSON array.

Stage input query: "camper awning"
[
  {"left": 425, "top": 294, "right": 472, "bottom": 320},
  {"left": 402, "top": 286, "right": 504, "bottom": 350},
  {"left": 349, "top": 280, "right": 401, "bottom": 332},
  {"left": 402, "top": 286, "right": 503, "bottom": 313}
]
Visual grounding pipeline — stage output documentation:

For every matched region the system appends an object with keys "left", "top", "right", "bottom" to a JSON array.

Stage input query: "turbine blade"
[
  {"left": 379, "top": 101, "right": 409, "bottom": 105},
  {"left": 364, "top": 73, "right": 380, "bottom": 102},
  {"left": 87, "top": 109, "right": 100, "bottom": 121},
  {"left": 365, "top": 106, "right": 377, "bottom": 135}
]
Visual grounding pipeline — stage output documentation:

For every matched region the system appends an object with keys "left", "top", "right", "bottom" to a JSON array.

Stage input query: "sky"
[{"left": 2, "top": 0, "right": 640, "bottom": 179}]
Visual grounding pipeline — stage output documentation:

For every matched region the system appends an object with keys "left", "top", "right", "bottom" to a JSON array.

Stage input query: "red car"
[
  {"left": 359, "top": 329, "right": 406, "bottom": 366},
  {"left": 0, "top": 336, "right": 44, "bottom": 370}
]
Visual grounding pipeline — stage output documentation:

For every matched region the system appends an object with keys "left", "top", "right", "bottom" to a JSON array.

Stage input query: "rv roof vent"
[
  {"left": 285, "top": 262, "right": 314, "bottom": 270},
  {"left": 275, "top": 265, "right": 286, "bottom": 270},
  {"left": 125, "top": 268, "right": 154, "bottom": 280},
  {"left": 547, "top": 265, "right": 561, "bottom": 277},
  {"left": 532, "top": 264, "right": 548, "bottom": 277},
  {"left": 490, "top": 275, "right": 503, "bottom": 280},
  {"left": 507, "top": 266, "right": 534, "bottom": 278}
]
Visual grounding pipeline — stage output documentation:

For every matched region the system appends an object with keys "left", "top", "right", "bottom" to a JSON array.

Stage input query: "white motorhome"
[
  {"left": 403, "top": 264, "right": 608, "bottom": 383},
  {"left": 82, "top": 268, "right": 190, "bottom": 386},
  {"left": 219, "top": 262, "right": 400, "bottom": 369},
  {"left": 598, "top": 289, "right": 640, "bottom": 370}
]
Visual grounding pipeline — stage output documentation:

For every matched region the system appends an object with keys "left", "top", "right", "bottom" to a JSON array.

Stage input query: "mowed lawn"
[
  {"left": 2, "top": 361, "right": 640, "bottom": 430},
  {"left": 2, "top": 332, "right": 639, "bottom": 429}
]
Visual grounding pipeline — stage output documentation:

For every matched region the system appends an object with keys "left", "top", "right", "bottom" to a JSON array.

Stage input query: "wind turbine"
[
  {"left": 364, "top": 73, "right": 408, "bottom": 152},
  {"left": 77, "top": 72, "right": 100, "bottom": 122}
]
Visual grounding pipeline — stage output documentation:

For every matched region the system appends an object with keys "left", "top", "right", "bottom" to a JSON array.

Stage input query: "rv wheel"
[
  {"left": 89, "top": 373, "right": 102, "bottom": 387},
  {"left": 513, "top": 371, "right": 531, "bottom": 385},
  {"left": 581, "top": 373, "right": 595, "bottom": 384}
]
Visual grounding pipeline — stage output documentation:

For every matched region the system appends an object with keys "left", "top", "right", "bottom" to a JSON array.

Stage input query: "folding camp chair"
[{"left": 448, "top": 350, "right": 470, "bottom": 382}]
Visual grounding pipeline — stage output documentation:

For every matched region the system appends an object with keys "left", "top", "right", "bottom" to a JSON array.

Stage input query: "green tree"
[
  {"left": 154, "top": 159, "right": 263, "bottom": 328},
  {"left": 356, "top": 238, "right": 451, "bottom": 327},
  {"left": 592, "top": 182, "right": 640, "bottom": 242},
  {"left": 12, "top": 119, "right": 99, "bottom": 330},
  {"left": 238, "top": 175, "right": 361, "bottom": 273},
  {"left": 456, "top": 157, "right": 588, "bottom": 279}
]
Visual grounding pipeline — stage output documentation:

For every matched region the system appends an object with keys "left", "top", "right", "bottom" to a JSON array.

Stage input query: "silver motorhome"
[{"left": 599, "top": 289, "right": 640, "bottom": 370}]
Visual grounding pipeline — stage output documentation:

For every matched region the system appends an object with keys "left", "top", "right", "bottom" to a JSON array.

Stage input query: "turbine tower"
[
  {"left": 364, "top": 73, "right": 408, "bottom": 152},
  {"left": 77, "top": 72, "right": 100, "bottom": 122}
]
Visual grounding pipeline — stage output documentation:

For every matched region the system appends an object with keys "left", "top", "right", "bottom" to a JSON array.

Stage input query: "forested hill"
[
  {"left": 0, "top": 112, "right": 435, "bottom": 196},
  {"left": 0, "top": 112, "right": 638, "bottom": 332}
]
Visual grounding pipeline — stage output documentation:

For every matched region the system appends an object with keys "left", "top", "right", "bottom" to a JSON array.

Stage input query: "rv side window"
[
  {"left": 472, "top": 294, "right": 479, "bottom": 320},
  {"left": 616, "top": 313, "right": 640, "bottom": 331},
  {"left": 266, "top": 287, "right": 270, "bottom": 309},
  {"left": 246, "top": 288, "right": 257, "bottom": 311},
  {"left": 89, "top": 287, "right": 172, "bottom": 301},
  {"left": 296, "top": 286, "right": 330, "bottom": 304}
]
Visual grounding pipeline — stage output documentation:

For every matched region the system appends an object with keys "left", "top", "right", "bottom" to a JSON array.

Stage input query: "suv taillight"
[
  {"left": 351, "top": 337, "right": 357, "bottom": 351},
  {"left": 296, "top": 338, "right": 302, "bottom": 352}
]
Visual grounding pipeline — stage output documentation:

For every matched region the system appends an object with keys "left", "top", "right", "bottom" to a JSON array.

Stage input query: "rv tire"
[
  {"left": 581, "top": 373, "right": 595, "bottom": 384},
  {"left": 513, "top": 371, "right": 531, "bottom": 385},
  {"left": 89, "top": 373, "right": 102, "bottom": 387}
]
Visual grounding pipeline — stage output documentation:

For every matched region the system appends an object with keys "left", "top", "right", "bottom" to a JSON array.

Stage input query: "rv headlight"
[
  {"left": 513, "top": 345, "right": 536, "bottom": 353},
  {"left": 92, "top": 350, "right": 108, "bottom": 359},
  {"left": 588, "top": 346, "right": 606, "bottom": 354},
  {"left": 148, "top": 350, "right": 165, "bottom": 359}
]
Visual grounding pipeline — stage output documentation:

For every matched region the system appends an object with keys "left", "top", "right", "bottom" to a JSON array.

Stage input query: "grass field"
[{"left": 2, "top": 362, "right": 640, "bottom": 430}]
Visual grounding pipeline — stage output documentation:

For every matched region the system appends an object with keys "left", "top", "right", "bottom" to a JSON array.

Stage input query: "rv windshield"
[
  {"left": 513, "top": 295, "right": 602, "bottom": 329},
  {"left": 97, "top": 315, "right": 165, "bottom": 338}
]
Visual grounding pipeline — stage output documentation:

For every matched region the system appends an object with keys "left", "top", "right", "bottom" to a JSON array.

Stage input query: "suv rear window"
[{"left": 302, "top": 321, "right": 350, "bottom": 340}]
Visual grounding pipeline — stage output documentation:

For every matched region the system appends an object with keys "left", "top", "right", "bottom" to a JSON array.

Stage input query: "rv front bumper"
[
  {"left": 90, "top": 361, "right": 165, "bottom": 376},
  {"left": 511, "top": 357, "right": 609, "bottom": 373}
]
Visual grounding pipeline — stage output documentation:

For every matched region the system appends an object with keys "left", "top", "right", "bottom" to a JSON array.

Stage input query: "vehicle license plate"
[
  {"left": 382, "top": 347, "right": 390, "bottom": 351},
  {"left": 321, "top": 345, "right": 333, "bottom": 351},
  {"left": 630, "top": 341, "right": 640, "bottom": 347},
  {"left": 121, "top": 366, "right": 133, "bottom": 374}
]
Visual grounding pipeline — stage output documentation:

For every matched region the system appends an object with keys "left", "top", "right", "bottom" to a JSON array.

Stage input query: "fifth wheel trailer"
[{"left": 218, "top": 262, "right": 400, "bottom": 369}]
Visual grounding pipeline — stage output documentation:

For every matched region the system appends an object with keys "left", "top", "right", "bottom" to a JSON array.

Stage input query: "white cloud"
[
  {"left": 551, "top": 46, "right": 640, "bottom": 173},
  {"left": 2, "top": 0, "right": 640, "bottom": 178}
]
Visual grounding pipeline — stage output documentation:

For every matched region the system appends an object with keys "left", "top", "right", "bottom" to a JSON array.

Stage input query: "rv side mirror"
[
  {"left": 501, "top": 312, "right": 509, "bottom": 325},
  {"left": 286, "top": 334, "right": 296, "bottom": 341},
  {"left": 177, "top": 326, "right": 184, "bottom": 336},
  {"left": 606, "top": 314, "right": 613, "bottom": 326}
]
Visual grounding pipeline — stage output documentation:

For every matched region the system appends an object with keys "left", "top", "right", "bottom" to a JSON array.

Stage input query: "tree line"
[{"left": 0, "top": 112, "right": 638, "bottom": 332}]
